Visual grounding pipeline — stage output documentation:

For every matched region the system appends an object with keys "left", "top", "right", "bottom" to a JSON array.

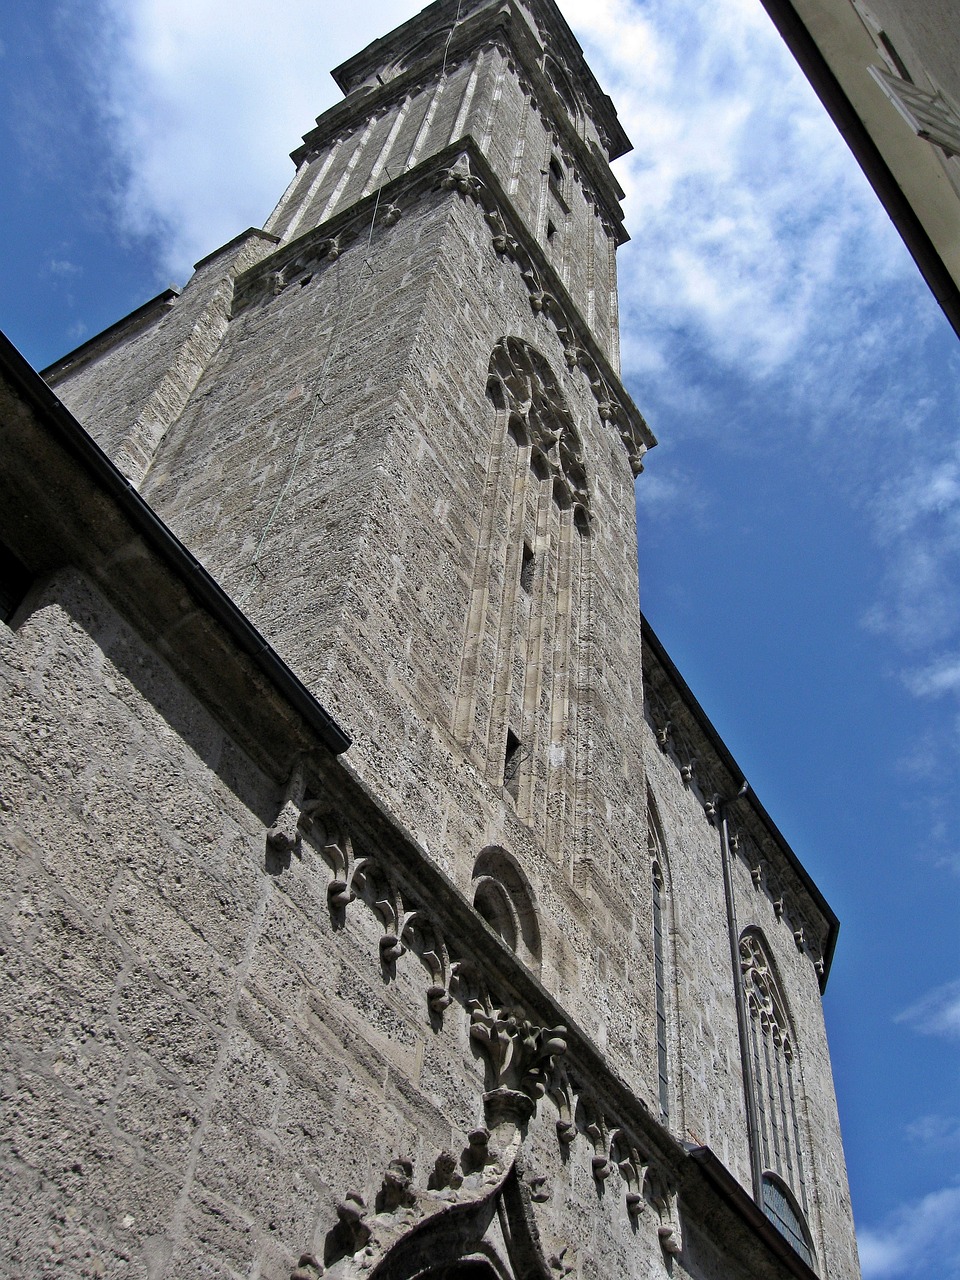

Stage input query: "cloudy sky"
[{"left": 2, "top": 0, "right": 959, "bottom": 1274}]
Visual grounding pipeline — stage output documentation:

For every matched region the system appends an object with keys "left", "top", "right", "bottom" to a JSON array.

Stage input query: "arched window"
[
  {"left": 472, "top": 846, "right": 541, "bottom": 973},
  {"left": 740, "top": 930, "right": 814, "bottom": 1259},
  {"left": 454, "top": 339, "right": 591, "bottom": 860},
  {"left": 646, "top": 795, "right": 676, "bottom": 1122},
  {"left": 762, "top": 1174, "right": 816, "bottom": 1268}
]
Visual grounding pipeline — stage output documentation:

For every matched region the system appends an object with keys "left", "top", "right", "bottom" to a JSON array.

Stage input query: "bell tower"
[
  {"left": 15, "top": 5, "right": 864, "bottom": 1276},
  {"left": 46, "top": 0, "right": 658, "bottom": 1096}
]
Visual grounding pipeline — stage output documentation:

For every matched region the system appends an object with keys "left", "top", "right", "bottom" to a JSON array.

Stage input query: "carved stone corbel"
[
  {"left": 267, "top": 758, "right": 308, "bottom": 854},
  {"left": 485, "top": 209, "right": 518, "bottom": 257},
  {"left": 581, "top": 1105, "right": 612, "bottom": 1183},
  {"left": 440, "top": 156, "right": 483, "bottom": 197},
  {"left": 468, "top": 1001, "right": 567, "bottom": 1123},
  {"left": 645, "top": 1168, "right": 682, "bottom": 1255},
  {"left": 548, "top": 1071, "right": 577, "bottom": 1148}
]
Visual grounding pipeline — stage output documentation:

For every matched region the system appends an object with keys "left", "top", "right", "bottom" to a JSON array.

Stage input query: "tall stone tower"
[
  {"left": 50, "top": 0, "right": 659, "bottom": 1081},
  {"left": 1, "top": 2, "right": 860, "bottom": 1278}
]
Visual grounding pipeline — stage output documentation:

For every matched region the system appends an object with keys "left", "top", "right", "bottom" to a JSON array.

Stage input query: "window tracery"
[
  {"left": 646, "top": 795, "right": 674, "bottom": 1122},
  {"left": 739, "top": 929, "right": 814, "bottom": 1259},
  {"left": 455, "top": 339, "right": 592, "bottom": 860},
  {"left": 472, "top": 846, "right": 541, "bottom": 973},
  {"left": 486, "top": 336, "right": 590, "bottom": 520}
]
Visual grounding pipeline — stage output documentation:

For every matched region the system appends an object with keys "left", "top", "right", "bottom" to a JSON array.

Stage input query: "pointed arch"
[
  {"left": 761, "top": 1172, "right": 817, "bottom": 1269},
  {"left": 368, "top": 1165, "right": 554, "bottom": 1280},
  {"left": 646, "top": 790, "right": 679, "bottom": 1126},
  {"left": 739, "top": 927, "right": 814, "bottom": 1251}
]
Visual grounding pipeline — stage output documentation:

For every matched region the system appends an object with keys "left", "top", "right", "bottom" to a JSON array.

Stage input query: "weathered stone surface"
[{"left": 0, "top": 2, "right": 859, "bottom": 1279}]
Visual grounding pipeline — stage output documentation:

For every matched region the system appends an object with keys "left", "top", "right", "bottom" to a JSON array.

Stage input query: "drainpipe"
[{"left": 715, "top": 780, "right": 764, "bottom": 1204}]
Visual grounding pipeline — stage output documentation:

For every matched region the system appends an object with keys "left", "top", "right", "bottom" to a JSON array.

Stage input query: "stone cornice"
[
  {"left": 294, "top": 1, "right": 629, "bottom": 242},
  {"left": 641, "top": 613, "right": 839, "bottom": 989},
  {"left": 329, "top": 0, "right": 630, "bottom": 161},
  {"left": 233, "top": 139, "right": 655, "bottom": 473},
  {"left": 42, "top": 288, "right": 181, "bottom": 385}
]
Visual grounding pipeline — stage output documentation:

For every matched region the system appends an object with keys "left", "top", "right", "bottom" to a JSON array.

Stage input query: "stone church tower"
[{"left": 0, "top": 2, "right": 860, "bottom": 1278}]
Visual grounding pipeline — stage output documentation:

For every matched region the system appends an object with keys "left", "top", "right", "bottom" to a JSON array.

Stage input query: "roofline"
[
  {"left": 641, "top": 611, "right": 840, "bottom": 985},
  {"left": 2, "top": 330, "right": 352, "bottom": 758},
  {"left": 756, "top": 0, "right": 960, "bottom": 342},
  {"left": 41, "top": 288, "right": 181, "bottom": 384}
]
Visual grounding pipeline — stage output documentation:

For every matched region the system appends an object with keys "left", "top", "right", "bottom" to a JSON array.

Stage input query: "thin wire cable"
[{"left": 439, "top": 0, "right": 465, "bottom": 80}]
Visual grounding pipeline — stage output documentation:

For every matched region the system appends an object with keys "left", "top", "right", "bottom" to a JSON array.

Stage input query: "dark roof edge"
[
  {"left": 2, "top": 330, "right": 351, "bottom": 758},
  {"left": 641, "top": 611, "right": 840, "bottom": 986},
  {"left": 757, "top": 0, "right": 960, "bottom": 341}
]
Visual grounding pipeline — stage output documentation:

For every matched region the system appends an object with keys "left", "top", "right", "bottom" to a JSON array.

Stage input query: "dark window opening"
[
  {"left": 879, "top": 30, "right": 912, "bottom": 81},
  {"left": 503, "top": 729, "right": 522, "bottom": 798},
  {"left": 520, "top": 542, "right": 534, "bottom": 593},
  {"left": 548, "top": 155, "right": 564, "bottom": 194},
  {"left": 530, "top": 450, "right": 550, "bottom": 482},
  {"left": 507, "top": 413, "right": 527, "bottom": 447},
  {"left": 546, "top": 219, "right": 557, "bottom": 243},
  {"left": 0, "top": 541, "right": 32, "bottom": 625}
]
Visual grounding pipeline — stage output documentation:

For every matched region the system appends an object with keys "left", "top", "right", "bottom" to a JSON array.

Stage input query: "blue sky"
[{"left": 1, "top": 0, "right": 959, "bottom": 1273}]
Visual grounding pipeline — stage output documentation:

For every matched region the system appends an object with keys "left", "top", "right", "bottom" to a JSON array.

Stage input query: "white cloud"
[
  {"left": 88, "top": 0, "right": 423, "bottom": 278},
  {"left": 906, "top": 656, "right": 960, "bottom": 698},
  {"left": 46, "top": 259, "right": 82, "bottom": 277},
  {"left": 858, "top": 1183, "right": 960, "bottom": 1280},
  {"left": 565, "top": 0, "right": 909, "bottom": 384},
  {"left": 905, "top": 1114, "right": 960, "bottom": 1149},
  {"left": 896, "top": 979, "right": 960, "bottom": 1039}
]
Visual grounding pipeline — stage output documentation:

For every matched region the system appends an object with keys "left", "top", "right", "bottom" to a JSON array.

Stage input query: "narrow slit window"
[
  {"left": 546, "top": 219, "right": 557, "bottom": 243},
  {"left": 0, "top": 541, "right": 32, "bottom": 625},
  {"left": 548, "top": 155, "right": 564, "bottom": 195},
  {"left": 520, "top": 542, "right": 535, "bottom": 593},
  {"left": 503, "top": 729, "right": 522, "bottom": 798}
]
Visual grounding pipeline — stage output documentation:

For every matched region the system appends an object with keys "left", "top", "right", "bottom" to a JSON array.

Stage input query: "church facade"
[{"left": 0, "top": 2, "right": 860, "bottom": 1278}]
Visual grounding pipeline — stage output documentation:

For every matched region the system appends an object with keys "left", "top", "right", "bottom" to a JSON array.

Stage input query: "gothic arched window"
[
  {"left": 762, "top": 1173, "right": 815, "bottom": 1267},
  {"left": 454, "top": 339, "right": 591, "bottom": 861},
  {"left": 740, "top": 929, "right": 814, "bottom": 1260},
  {"left": 647, "top": 793, "right": 675, "bottom": 1123}
]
